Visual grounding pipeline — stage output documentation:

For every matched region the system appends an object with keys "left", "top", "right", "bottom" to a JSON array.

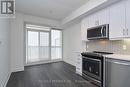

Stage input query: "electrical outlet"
[{"left": 123, "top": 45, "right": 127, "bottom": 50}]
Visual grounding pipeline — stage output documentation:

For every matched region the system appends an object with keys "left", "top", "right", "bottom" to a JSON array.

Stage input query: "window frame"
[
  {"left": 25, "top": 23, "right": 63, "bottom": 65},
  {"left": 51, "top": 29, "right": 63, "bottom": 59}
]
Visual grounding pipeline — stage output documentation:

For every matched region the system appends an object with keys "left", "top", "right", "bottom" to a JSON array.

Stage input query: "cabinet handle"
[
  {"left": 127, "top": 28, "right": 128, "bottom": 35},
  {"left": 107, "top": 60, "right": 130, "bottom": 66},
  {"left": 77, "top": 62, "right": 80, "bottom": 64},
  {"left": 101, "top": 26, "right": 103, "bottom": 37},
  {"left": 123, "top": 29, "right": 125, "bottom": 36},
  {"left": 114, "top": 62, "right": 130, "bottom": 66}
]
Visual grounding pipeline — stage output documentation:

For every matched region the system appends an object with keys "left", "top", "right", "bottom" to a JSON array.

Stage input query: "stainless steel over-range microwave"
[{"left": 87, "top": 24, "right": 109, "bottom": 40}]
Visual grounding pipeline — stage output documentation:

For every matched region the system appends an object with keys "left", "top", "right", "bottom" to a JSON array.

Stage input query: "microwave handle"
[{"left": 101, "top": 26, "right": 103, "bottom": 36}]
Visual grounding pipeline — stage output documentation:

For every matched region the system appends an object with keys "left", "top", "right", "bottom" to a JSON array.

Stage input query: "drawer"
[
  {"left": 76, "top": 61, "right": 81, "bottom": 64},
  {"left": 76, "top": 63, "right": 82, "bottom": 68},
  {"left": 76, "top": 58, "right": 82, "bottom": 62},
  {"left": 76, "top": 67, "right": 82, "bottom": 74},
  {"left": 76, "top": 67, "right": 81, "bottom": 71}
]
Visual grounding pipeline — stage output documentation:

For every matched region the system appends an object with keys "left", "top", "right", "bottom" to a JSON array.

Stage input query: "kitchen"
[
  {"left": 74, "top": 0, "right": 130, "bottom": 87},
  {"left": 1, "top": 0, "right": 130, "bottom": 87}
]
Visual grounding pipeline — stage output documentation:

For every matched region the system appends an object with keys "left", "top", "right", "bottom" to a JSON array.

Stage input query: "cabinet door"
[
  {"left": 98, "top": 8, "right": 109, "bottom": 25},
  {"left": 88, "top": 14, "right": 95, "bottom": 28},
  {"left": 109, "top": 1, "right": 126, "bottom": 39},
  {"left": 76, "top": 53, "right": 82, "bottom": 75},
  {"left": 126, "top": 0, "right": 130, "bottom": 37},
  {"left": 93, "top": 12, "right": 99, "bottom": 26},
  {"left": 81, "top": 18, "right": 89, "bottom": 41}
]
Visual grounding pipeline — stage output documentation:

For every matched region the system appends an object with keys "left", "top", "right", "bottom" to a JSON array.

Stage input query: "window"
[
  {"left": 27, "top": 31, "right": 39, "bottom": 62},
  {"left": 51, "top": 30, "right": 62, "bottom": 59},
  {"left": 27, "top": 31, "right": 50, "bottom": 63},
  {"left": 26, "top": 24, "right": 62, "bottom": 64}
]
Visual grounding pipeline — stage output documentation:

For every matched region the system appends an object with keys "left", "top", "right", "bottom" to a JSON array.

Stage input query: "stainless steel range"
[{"left": 81, "top": 51, "right": 113, "bottom": 87}]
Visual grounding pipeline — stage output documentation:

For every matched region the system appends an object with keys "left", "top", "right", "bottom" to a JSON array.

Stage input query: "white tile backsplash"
[{"left": 86, "top": 40, "right": 130, "bottom": 55}]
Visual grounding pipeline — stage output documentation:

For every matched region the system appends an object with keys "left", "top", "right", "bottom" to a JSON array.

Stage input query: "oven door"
[{"left": 82, "top": 56, "right": 101, "bottom": 81}]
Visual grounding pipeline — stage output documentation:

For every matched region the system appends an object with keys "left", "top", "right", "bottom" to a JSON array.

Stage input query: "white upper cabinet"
[
  {"left": 81, "top": 0, "right": 130, "bottom": 41},
  {"left": 109, "top": 1, "right": 126, "bottom": 39},
  {"left": 81, "top": 8, "right": 109, "bottom": 41},
  {"left": 88, "top": 8, "right": 109, "bottom": 28},
  {"left": 81, "top": 17, "right": 89, "bottom": 41},
  {"left": 88, "top": 14, "right": 96, "bottom": 28},
  {"left": 98, "top": 8, "right": 109, "bottom": 25},
  {"left": 125, "top": 0, "right": 130, "bottom": 38},
  {"left": 88, "top": 12, "right": 100, "bottom": 28}
]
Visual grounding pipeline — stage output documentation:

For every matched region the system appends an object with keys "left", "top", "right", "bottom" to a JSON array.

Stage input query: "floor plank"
[{"left": 6, "top": 62, "right": 97, "bottom": 87}]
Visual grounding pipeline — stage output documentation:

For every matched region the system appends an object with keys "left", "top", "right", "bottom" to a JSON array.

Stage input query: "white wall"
[
  {"left": 63, "top": 22, "right": 82, "bottom": 66},
  {"left": 62, "top": 0, "right": 121, "bottom": 25},
  {"left": 23, "top": 14, "right": 60, "bottom": 28},
  {"left": 10, "top": 13, "right": 24, "bottom": 72},
  {"left": 10, "top": 13, "right": 61, "bottom": 72},
  {"left": 0, "top": 19, "right": 11, "bottom": 87}
]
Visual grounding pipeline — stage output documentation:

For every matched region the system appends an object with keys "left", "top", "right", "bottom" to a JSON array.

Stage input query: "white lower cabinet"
[{"left": 76, "top": 53, "right": 82, "bottom": 75}]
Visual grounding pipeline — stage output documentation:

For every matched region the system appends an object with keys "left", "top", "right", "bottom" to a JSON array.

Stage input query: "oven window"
[{"left": 83, "top": 57, "right": 100, "bottom": 77}]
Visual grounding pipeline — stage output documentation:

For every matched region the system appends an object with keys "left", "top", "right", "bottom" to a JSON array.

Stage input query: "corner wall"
[
  {"left": 10, "top": 13, "right": 61, "bottom": 72},
  {"left": 0, "top": 19, "right": 11, "bottom": 87},
  {"left": 63, "top": 22, "right": 82, "bottom": 66}
]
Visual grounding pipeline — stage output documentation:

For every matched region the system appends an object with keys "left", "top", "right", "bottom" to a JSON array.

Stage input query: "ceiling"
[{"left": 15, "top": 0, "right": 89, "bottom": 20}]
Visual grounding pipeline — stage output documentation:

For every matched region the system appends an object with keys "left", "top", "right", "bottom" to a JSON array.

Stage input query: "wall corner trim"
[{"left": 4, "top": 72, "right": 11, "bottom": 87}]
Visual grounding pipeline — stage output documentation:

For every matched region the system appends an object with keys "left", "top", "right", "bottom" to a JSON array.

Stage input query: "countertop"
[{"left": 104, "top": 54, "right": 130, "bottom": 61}]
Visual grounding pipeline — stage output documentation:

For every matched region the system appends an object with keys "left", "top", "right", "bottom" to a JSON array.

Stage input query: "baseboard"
[
  {"left": 25, "top": 59, "right": 63, "bottom": 66},
  {"left": 63, "top": 60, "right": 76, "bottom": 66},
  {"left": 11, "top": 67, "right": 24, "bottom": 72},
  {"left": 4, "top": 72, "right": 11, "bottom": 87}
]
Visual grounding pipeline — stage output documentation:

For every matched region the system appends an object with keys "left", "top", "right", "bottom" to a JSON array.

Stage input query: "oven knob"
[{"left": 96, "top": 72, "right": 98, "bottom": 74}]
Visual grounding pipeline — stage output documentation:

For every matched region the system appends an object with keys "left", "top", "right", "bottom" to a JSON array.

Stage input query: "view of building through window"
[{"left": 26, "top": 24, "right": 62, "bottom": 63}]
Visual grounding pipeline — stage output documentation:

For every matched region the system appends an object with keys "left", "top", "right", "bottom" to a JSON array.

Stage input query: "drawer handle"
[
  {"left": 76, "top": 68, "right": 80, "bottom": 70},
  {"left": 114, "top": 62, "right": 130, "bottom": 66},
  {"left": 127, "top": 28, "right": 128, "bottom": 35},
  {"left": 77, "top": 62, "right": 80, "bottom": 64},
  {"left": 107, "top": 60, "right": 130, "bottom": 66}
]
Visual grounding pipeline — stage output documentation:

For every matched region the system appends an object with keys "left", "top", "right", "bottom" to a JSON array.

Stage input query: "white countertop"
[{"left": 104, "top": 54, "right": 130, "bottom": 61}]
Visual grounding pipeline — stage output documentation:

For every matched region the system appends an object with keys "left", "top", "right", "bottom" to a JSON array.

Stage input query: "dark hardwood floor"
[{"left": 6, "top": 62, "right": 97, "bottom": 87}]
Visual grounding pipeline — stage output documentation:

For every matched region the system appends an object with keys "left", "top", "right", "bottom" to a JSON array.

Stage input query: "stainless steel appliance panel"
[
  {"left": 87, "top": 24, "right": 109, "bottom": 40},
  {"left": 105, "top": 58, "right": 130, "bottom": 87}
]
